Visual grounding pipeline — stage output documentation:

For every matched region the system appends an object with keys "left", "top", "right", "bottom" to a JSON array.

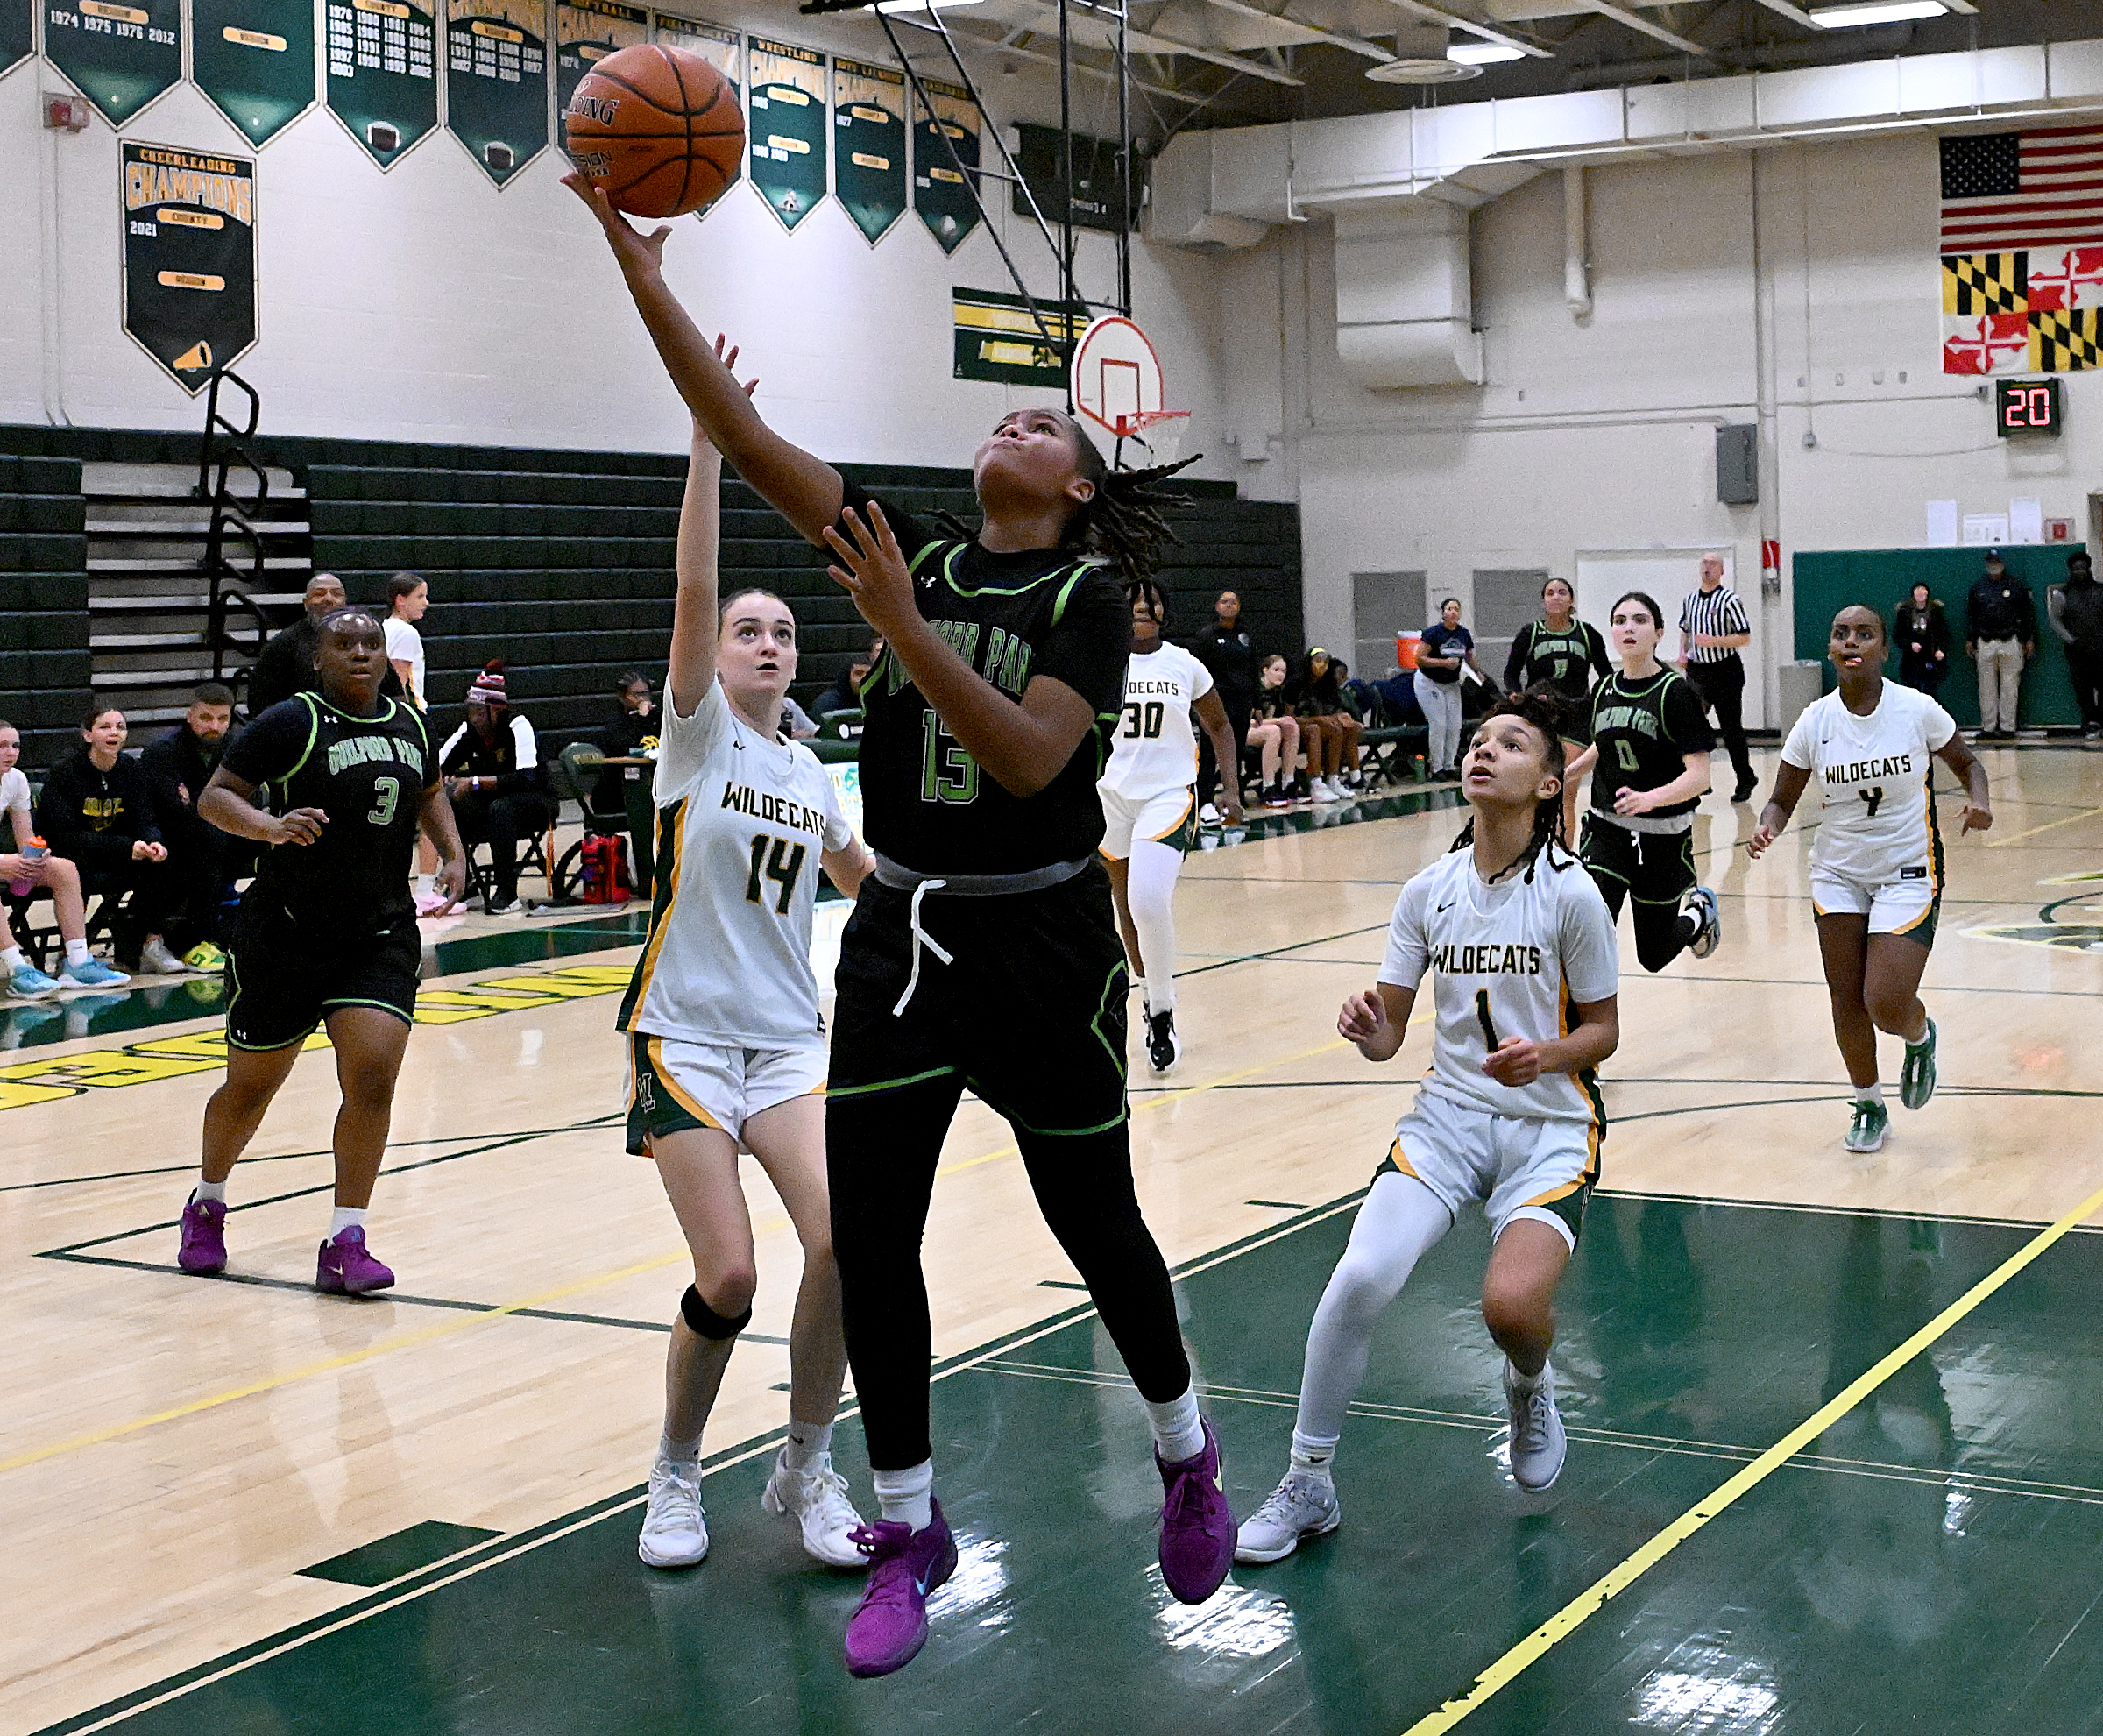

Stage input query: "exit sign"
[{"left": 1996, "top": 377, "right": 2064, "bottom": 437}]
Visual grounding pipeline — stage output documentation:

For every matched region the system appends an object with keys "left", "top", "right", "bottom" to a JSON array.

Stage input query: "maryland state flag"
[{"left": 1942, "top": 249, "right": 2103, "bottom": 373}]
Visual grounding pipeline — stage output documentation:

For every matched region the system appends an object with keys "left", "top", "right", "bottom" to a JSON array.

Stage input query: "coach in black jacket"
[
  {"left": 139, "top": 684, "right": 243, "bottom": 960},
  {"left": 247, "top": 574, "right": 405, "bottom": 716}
]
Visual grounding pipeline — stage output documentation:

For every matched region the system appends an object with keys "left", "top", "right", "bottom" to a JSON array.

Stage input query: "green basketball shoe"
[
  {"left": 1845, "top": 1097, "right": 1890, "bottom": 1153},
  {"left": 1900, "top": 1018, "right": 1938, "bottom": 1110}
]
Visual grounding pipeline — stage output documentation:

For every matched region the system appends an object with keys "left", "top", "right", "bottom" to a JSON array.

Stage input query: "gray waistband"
[
  {"left": 1590, "top": 809, "right": 1695, "bottom": 836},
  {"left": 872, "top": 854, "right": 1090, "bottom": 896}
]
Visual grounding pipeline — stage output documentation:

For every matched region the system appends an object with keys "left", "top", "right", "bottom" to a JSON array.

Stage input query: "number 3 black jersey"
[
  {"left": 220, "top": 692, "right": 435, "bottom": 931},
  {"left": 839, "top": 482, "right": 1130, "bottom": 875},
  {"left": 1577, "top": 668, "right": 1714, "bottom": 821}
]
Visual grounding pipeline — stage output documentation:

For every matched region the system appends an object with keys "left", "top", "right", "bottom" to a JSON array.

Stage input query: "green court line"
[{"left": 300, "top": 1521, "right": 503, "bottom": 1588}]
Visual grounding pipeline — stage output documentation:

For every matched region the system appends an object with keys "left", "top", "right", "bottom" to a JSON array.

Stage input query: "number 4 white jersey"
[
  {"left": 1780, "top": 684, "right": 1955, "bottom": 888},
  {"left": 1099, "top": 642, "right": 1213, "bottom": 800},
  {"left": 616, "top": 681, "right": 856, "bottom": 1050}
]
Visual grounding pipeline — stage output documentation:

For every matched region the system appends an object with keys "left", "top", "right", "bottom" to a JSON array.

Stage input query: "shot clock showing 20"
[{"left": 1996, "top": 377, "right": 2064, "bottom": 437}]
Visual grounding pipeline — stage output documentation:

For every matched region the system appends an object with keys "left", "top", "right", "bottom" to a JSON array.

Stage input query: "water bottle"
[{"left": 11, "top": 837, "right": 47, "bottom": 898}]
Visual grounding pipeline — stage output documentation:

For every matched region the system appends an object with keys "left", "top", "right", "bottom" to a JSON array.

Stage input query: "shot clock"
[{"left": 1996, "top": 377, "right": 2064, "bottom": 437}]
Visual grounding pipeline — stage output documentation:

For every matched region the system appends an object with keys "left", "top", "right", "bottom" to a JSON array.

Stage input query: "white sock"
[
  {"left": 2, "top": 946, "right": 24, "bottom": 972},
  {"left": 873, "top": 1460, "right": 934, "bottom": 1531},
  {"left": 782, "top": 1419, "right": 833, "bottom": 1470},
  {"left": 65, "top": 939, "right": 90, "bottom": 967},
  {"left": 658, "top": 1430, "right": 702, "bottom": 1469},
  {"left": 1506, "top": 1358, "right": 1545, "bottom": 1394},
  {"left": 1853, "top": 1081, "right": 1885, "bottom": 1107},
  {"left": 1289, "top": 1429, "right": 1338, "bottom": 1479},
  {"left": 1144, "top": 1387, "right": 1207, "bottom": 1463},
  {"left": 328, "top": 1205, "right": 366, "bottom": 1239},
  {"left": 194, "top": 1178, "right": 227, "bottom": 1205}
]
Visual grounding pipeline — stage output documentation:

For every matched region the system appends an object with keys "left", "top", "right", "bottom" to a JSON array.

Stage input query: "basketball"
[{"left": 563, "top": 44, "right": 743, "bottom": 220}]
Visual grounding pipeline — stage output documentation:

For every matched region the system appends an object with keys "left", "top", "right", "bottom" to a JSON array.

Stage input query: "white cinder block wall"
[{"left": 0, "top": 8, "right": 1227, "bottom": 477}]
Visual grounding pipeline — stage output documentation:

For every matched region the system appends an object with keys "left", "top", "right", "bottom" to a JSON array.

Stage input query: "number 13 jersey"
[
  {"left": 617, "top": 681, "right": 856, "bottom": 1051},
  {"left": 1099, "top": 642, "right": 1213, "bottom": 800},
  {"left": 1781, "top": 684, "right": 1955, "bottom": 889}
]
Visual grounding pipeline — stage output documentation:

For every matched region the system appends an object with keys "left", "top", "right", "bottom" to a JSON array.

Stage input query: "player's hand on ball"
[
  {"left": 273, "top": 807, "right": 328, "bottom": 847},
  {"left": 1959, "top": 804, "right": 1993, "bottom": 834},
  {"left": 1338, "top": 989, "right": 1387, "bottom": 1045},
  {"left": 1482, "top": 1035, "right": 1543, "bottom": 1086},
  {"left": 823, "top": 504, "right": 914, "bottom": 636},
  {"left": 562, "top": 172, "right": 671, "bottom": 277}
]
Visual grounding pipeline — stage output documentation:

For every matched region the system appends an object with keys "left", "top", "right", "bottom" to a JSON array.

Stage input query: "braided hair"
[
  {"left": 1445, "top": 684, "right": 1577, "bottom": 884},
  {"left": 936, "top": 408, "right": 1199, "bottom": 581}
]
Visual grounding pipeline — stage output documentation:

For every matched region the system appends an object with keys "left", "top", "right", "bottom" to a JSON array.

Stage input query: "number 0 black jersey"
[
  {"left": 1577, "top": 668, "right": 1714, "bottom": 820},
  {"left": 839, "top": 483, "right": 1130, "bottom": 875},
  {"left": 219, "top": 692, "right": 435, "bottom": 931}
]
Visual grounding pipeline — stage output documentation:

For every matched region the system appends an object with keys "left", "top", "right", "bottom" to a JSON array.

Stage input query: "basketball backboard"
[{"left": 1071, "top": 315, "right": 1187, "bottom": 464}]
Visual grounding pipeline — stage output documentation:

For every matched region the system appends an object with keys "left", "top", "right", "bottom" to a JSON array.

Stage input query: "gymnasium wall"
[
  {"left": 1219, "top": 133, "right": 2103, "bottom": 728},
  {"left": 0, "top": 6, "right": 1228, "bottom": 475}
]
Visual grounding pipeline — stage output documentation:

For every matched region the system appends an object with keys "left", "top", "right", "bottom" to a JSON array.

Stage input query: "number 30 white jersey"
[
  {"left": 616, "top": 682, "right": 855, "bottom": 1050},
  {"left": 1780, "top": 684, "right": 1955, "bottom": 888},
  {"left": 1098, "top": 642, "right": 1213, "bottom": 800}
]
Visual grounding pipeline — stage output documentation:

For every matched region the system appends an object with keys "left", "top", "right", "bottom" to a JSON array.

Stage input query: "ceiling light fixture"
[
  {"left": 1448, "top": 40, "right": 1526, "bottom": 63},
  {"left": 1808, "top": 0, "right": 1945, "bottom": 25}
]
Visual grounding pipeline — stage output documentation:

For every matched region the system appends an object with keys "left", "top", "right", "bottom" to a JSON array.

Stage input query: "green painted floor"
[{"left": 49, "top": 1194, "right": 2103, "bottom": 1735}]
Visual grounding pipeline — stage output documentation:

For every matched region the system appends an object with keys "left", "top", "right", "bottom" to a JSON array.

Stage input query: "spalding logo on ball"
[{"left": 563, "top": 43, "right": 744, "bottom": 219}]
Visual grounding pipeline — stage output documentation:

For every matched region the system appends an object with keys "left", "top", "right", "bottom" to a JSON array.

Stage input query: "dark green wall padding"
[{"left": 1792, "top": 546, "right": 2087, "bottom": 727}]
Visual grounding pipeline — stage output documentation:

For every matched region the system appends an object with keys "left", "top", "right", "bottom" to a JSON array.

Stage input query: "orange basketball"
[{"left": 563, "top": 44, "right": 743, "bottom": 220}]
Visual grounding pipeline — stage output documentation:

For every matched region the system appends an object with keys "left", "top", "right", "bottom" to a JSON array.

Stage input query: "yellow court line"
[
  {"left": 1400, "top": 1171, "right": 2103, "bottom": 1736},
  {"left": 1987, "top": 802, "right": 2103, "bottom": 847}
]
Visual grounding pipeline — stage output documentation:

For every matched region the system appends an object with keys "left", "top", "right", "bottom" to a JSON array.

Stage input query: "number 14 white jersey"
[
  {"left": 616, "top": 681, "right": 855, "bottom": 1050},
  {"left": 1781, "top": 684, "right": 1955, "bottom": 889},
  {"left": 1099, "top": 642, "right": 1213, "bottom": 800}
]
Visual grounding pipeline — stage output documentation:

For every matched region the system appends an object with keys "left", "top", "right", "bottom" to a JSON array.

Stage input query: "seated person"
[
  {"left": 1285, "top": 648, "right": 1366, "bottom": 801},
  {"left": 811, "top": 635, "right": 884, "bottom": 723},
  {"left": 140, "top": 683, "right": 242, "bottom": 971},
  {"left": 782, "top": 695, "right": 818, "bottom": 740},
  {"left": 36, "top": 705, "right": 181, "bottom": 974},
  {"left": 439, "top": 663, "right": 553, "bottom": 915},
  {"left": 0, "top": 718, "right": 128, "bottom": 995},
  {"left": 247, "top": 573, "right": 405, "bottom": 716},
  {"left": 1250, "top": 653, "right": 1306, "bottom": 804},
  {"left": 594, "top": 670, "right": 660, "bottom": 817}
]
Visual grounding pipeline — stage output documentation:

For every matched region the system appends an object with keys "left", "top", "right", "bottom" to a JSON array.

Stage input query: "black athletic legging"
[
  {"left": 1594, "top": 875, "right": 1695, "bottom": 974},
  {"left": 828, "top": 1077, "right": 1192, "bottom": 1471}
]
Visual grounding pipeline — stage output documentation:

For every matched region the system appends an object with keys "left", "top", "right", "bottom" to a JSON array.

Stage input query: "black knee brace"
[{"left": 680, "top": 1285, "right": 752, "bottom": 1340}]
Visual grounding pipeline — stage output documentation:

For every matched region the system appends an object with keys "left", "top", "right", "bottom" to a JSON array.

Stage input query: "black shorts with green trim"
[
  {"left": 828, "top": 860, "right": 1129, "bottom": 1137},
  {"left": 1579, "top": 814, "right": 1696, "bottom": 905},
  {"left": 225, "top": 902, "right": 421, "bottom": 1052}
]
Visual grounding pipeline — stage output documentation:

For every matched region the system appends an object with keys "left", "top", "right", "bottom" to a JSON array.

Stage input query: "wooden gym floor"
[{"left": 4, "top": 741, "right": 2100, "bottom": 1735}]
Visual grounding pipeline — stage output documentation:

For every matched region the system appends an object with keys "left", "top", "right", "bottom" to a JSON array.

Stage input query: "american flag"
[{"left": 1941, "top": 126, "right": 2103, "bottom": 252}]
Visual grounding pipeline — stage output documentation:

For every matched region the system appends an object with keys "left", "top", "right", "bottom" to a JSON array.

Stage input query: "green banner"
[
  {"left": 915, "top": 77, "right": 980, "bottom": 256},
  {"left": 122, "top": 141, "right": 257, "bottom": 393},
  {"left": 191, "top": 0, "right": 317, "bottom": 148},
  {"left": 46, "top": 0, "right": 181, "bottom": 126},
  {"left": 447, "top": 0, "right": 549, "bottom": 185},
  {"left": 556, "top": 0, "right": 645, "bottom": 117},
  {"left": 952, "top": 288, "right": 1085, "bottom": 387},
  {"left": 833, "top": 56, "right": 904, "bottom": 246},
  {"left": 652, "top": 16, "right": 740, "bottom": 201},
  {"left": 326, "top": 0, "right": 438, "bottom": 168},
  {"left": 1, "top": 0, "right": 31, "bottom": 77},
  {"left": 747, "top": 37, "right": 825, "bottom": 232}
]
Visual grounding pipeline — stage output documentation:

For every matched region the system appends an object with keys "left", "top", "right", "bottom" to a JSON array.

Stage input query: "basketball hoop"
[
  {"left": 1072, "top": 316, "right": 1188, "bottom": 469},
  {"left": 1109, "top": 407, "right": 1191, "bottom": 469}
]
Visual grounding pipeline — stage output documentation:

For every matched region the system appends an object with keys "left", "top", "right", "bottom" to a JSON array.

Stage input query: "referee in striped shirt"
[{"left": 1677, "top": 554, "right": 1758, "bottom": 803}]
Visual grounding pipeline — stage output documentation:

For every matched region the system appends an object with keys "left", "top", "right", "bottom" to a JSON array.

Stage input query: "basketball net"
[{"left": 1109, "top": 407, "right": 1191, "bottom": 471}]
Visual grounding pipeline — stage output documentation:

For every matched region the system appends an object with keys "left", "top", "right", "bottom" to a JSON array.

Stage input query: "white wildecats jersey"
[
  {"left": 1099, "top": 643, "right": 1213, "bottom": 800},
  {"left": 616, "top": 682, "right": 855, "bottom": 1049},
  {"left": 1781, "top": 684, "right": 1956, "bottom": 887},
  {"left": 1378, "top": 846, "right": 1618, "bottom": 1125}
]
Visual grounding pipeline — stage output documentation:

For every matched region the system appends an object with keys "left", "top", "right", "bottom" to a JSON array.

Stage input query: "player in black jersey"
[
  {"left": 573, "top": 174, "right": 1235, "bottom": 1679},
  {"left": 1562, "top": 591, "right": 1723, "bottom": 972},
  {"left": 173, "top": 610, "right": 467, "bottom": 1294},
  {"left": 1504, "top": 577, "right": 1609, "bottom": 704}
]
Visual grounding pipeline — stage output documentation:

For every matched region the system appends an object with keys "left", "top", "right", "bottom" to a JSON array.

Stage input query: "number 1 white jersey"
[
  {"left": 616, "top": 681, "right": 856, "bottom": 1050},
  {"left": 1780, "top": 684, "right": 1955, "bottom": 888},
  {"left": 1098, "top": 642, "right": 1213, "bottom": 800}
]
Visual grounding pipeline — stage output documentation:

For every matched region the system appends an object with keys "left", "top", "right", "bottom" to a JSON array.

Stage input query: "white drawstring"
[{"left": 892, "top": 876, "right": 953, "bottom": 1017}]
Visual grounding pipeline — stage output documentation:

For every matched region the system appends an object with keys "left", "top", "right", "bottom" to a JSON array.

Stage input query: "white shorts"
[
  {"left": 1377, "top": 1089, "right": 1602, "bottom": 1251},
  {"left": 626, "top": 1032, "right": 826, "bottom": 1154},
  {"left": 1809, "top": 868, "right": 1938, "bottom": 942},
  {"left": 1098, "top": 785, "right": 1196, "bottom": 860}
]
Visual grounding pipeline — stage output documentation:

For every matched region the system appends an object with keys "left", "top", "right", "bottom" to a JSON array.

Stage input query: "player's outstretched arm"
[
  {"left": 1934, "top": 733, "right": 1994, "bottom": 834},
  {"left": 417, "top": 780, "right": 469, "bottom": 912},
  {"left": 1340, "top": 982, "right": 1413, "bottom": 1063},
  {"left": 564, "top": 175, "right": 843, "bottom": 545},
  {"left": 667, "top": 428, "right": 724, "bottom": 716},
  {"left": 1747, "top": 761, "right": 1811, "bottom": 858}
]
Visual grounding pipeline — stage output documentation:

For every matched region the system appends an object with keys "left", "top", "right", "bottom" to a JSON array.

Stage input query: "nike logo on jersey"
[
  {"left": 1430, "top": 942, "right": 1545, "bottom": 974},
  {"left": 1435, "top": 899, "right": 1457, "bottom": 912},
  {"left": 1823, "top": 754, "right": 1915, "bottom": 783}
]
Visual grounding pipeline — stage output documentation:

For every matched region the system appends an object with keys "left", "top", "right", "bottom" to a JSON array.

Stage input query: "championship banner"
[
  {"left": 122, "top": 142, "right": 258, "bottom": 393},
  {"left": 190, "top": 0, "right": 317, "bottom": 148},
  {"left": 2, "top": 0, "right": 32, "bottom": 78},
  {"left": 326, "top": 0, "right": 438, "bottom": 169},
  {"left": 45, "top": 0, "right": 181, "bottom": 126},
  {"left": 952, "top": 287, "right": 1085, "bottom": 386},
  {"left": 654, "top": 16, "right": 740, "bottom": 205},
  {"left": 832, "top": 56, "right": 904, "bottom": 246},
  {"left": 746, "top": 38, "right": 826, "bottom": 232},
  {"left": 556, "top": 0, "right": 645, "bottom": 117},
  {"left": 446, "top": 0, "right": 549, "bottom": 185},
  {"left": 915, "top": 77, "right": 980, "bottom": 255}
]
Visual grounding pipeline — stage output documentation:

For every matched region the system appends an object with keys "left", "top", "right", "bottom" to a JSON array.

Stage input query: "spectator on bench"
[
  {"left": 440, "top": 663, "right": 552, "bottom": 915},
  {"left": 248, "top": 573, "right": 406, "bottom": 717},
  {"left": 141, "top": 684, "right": 242, "bottom": 972},
  {"left": 1250, "top": 654, "right": 1305, "bottom": 804},
  {"left": 36, "top": 705, "right": 182, "bottom": 974},
  {"left": 0, "top": 718, "right": 129, "bottom": 996}
]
